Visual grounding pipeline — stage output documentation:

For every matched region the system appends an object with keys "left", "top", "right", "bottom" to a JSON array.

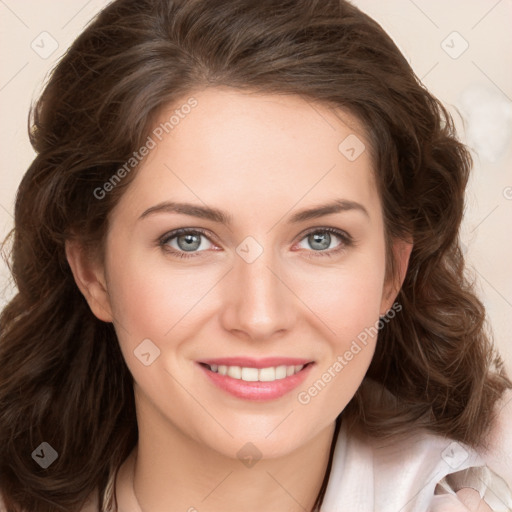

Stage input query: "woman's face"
[{"left": 80, "top": 87, "right": 406, "bottom": 459}]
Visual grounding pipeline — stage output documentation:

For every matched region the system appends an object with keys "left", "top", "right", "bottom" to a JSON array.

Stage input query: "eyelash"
[{"left": 158, "top": 227, "right": 353, "bottom": 260}]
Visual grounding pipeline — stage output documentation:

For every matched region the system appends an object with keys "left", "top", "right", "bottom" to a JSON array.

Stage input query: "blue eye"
[
  {"left": 159, "top": 228, "right": 214, "bottom": 258},
  {"left": 159, "top": 227, "right": 353, "bottom": 260},
  {"left": 297, "top": 227, "right": 353, "bottom": 259}
]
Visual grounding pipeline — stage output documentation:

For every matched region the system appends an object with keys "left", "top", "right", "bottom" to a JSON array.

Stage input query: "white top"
[
  {"left": 320, "top": 380, "right": 512, "bottom": 511},
  {"left": 2, "top": 383, "right": 511, "bottom": 511},
  {"left": 322, "top": 407, "right": 512, "bottom": 511}
]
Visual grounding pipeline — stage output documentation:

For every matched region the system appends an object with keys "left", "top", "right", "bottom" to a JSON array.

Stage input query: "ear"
[
  {"left": 380, "top": 237, "right": 413, "bottom": 316},
  {"left": 65, "top": 239, "right": 114, "bottom": 323}
]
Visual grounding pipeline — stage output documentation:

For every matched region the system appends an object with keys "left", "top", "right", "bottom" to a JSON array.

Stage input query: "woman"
[{"left": 0, "top": 0, "right": 511, "bottom": 511}]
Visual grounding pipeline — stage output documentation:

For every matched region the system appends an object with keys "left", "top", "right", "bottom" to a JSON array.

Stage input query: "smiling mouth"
[{"left": 199, "top": 362, "right": 313, "bottom": 382}]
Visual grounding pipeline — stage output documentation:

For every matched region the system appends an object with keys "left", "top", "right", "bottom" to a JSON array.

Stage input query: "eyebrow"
[{"left": 138, "top": 199, "right": 369, "bottom": 225}]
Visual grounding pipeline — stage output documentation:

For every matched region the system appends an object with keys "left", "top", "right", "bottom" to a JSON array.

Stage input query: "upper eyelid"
[{"left": 160, "top": 227, "right": 218, "bottom": 245}]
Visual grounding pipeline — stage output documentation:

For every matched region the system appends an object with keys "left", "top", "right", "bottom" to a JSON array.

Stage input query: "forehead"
[{"left": 115, "top": 87, "right": 380, "bottom": 222}]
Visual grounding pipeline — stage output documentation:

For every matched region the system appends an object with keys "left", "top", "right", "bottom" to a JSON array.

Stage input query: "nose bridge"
[{"left": 221, "top": 235, "right": 296, "bottom": 338}]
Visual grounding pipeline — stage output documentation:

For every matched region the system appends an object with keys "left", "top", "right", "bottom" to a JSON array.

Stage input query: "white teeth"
[
  {"left": 207, "top": 363, "right": 306, "bottom": 382},
  {"left": 227, "top": 366, "right": 241, "bottom": 379},
  {"left": 258, "top": 367, "right": 275, "bottom": 381},
  {"left": 241, "top": 367, "right": 259, "bottom": 381},
  {"left": 275, "top": 365, "right": 287, "bottom": 379}
]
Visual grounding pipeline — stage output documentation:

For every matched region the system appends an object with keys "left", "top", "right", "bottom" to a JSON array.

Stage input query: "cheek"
[
  {"left": 294, "top": 266, "right": 385, "bottom": 417},
  {"left": 293, "top": 252, "right": 387, "bottom": 345},
  {"left": 105, "top": 249, "right": 225, "bottom": 359},
  {"left": 307, "top": 271, "right": 383, "bottom": 328},
  {"left": 104, "top": 258, "right": 195, "bottom": 398}
]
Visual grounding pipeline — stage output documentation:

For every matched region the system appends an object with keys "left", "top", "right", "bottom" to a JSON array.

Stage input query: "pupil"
[
  {"left": 311, "top": 232, "right": 330, "bottom": 250},
  {"left": 180, "top": 234, "right": 200, "bottom": 251}
]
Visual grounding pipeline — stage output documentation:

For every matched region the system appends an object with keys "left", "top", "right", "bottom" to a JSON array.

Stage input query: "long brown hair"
[{"left": 1, "top": 0, "right": 510, "bottom": 510}]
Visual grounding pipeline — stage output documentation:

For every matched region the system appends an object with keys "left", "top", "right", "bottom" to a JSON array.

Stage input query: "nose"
[{"left": 219, "top": 242, "right": 298, "bottom": 341}]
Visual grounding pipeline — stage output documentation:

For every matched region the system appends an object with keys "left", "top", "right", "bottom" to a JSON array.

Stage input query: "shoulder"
[{"left": 322, "top": 383, "right": 512, "bottom": 512}]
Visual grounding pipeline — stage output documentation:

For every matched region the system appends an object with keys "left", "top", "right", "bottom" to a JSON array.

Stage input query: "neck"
[{"left": 125, "top": 394, "right": 339, "bottom": 512}]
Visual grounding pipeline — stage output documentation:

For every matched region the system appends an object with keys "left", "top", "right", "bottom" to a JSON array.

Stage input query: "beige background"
[{"left": 1, "top": 1, "right": 511, "bottom": 371}]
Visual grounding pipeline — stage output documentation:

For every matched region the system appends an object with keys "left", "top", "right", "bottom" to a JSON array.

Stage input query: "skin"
[{"left": 66, "top": 87, "right": 412, "bottom": 512}]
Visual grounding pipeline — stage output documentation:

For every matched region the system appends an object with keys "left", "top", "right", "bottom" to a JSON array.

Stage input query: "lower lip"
[{"left": 198, "top": 363, "right": 314, "bottom": 401}]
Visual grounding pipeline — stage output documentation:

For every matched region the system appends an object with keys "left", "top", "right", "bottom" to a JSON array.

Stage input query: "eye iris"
[
  {"left": 178, "top": 233, "right": 201, "bottom": 251},
  {"left": 309, "top": 232, "right": 331, "bottom": 251},
  {"left": 169, "top": 230, "right": 339, "bottom": 254}
]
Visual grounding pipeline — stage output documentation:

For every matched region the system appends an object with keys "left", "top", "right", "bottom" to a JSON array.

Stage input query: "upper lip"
[{"left": 198, "top": 357, "right": 313, "bottom": 368}]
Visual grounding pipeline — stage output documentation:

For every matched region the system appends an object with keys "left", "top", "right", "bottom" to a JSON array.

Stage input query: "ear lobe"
[
  {"left": 380, "top": 238, "right": 413, "bottom": 315},
  {"left": 65, "top": 240, "right": 114, "bottom": 323}
]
